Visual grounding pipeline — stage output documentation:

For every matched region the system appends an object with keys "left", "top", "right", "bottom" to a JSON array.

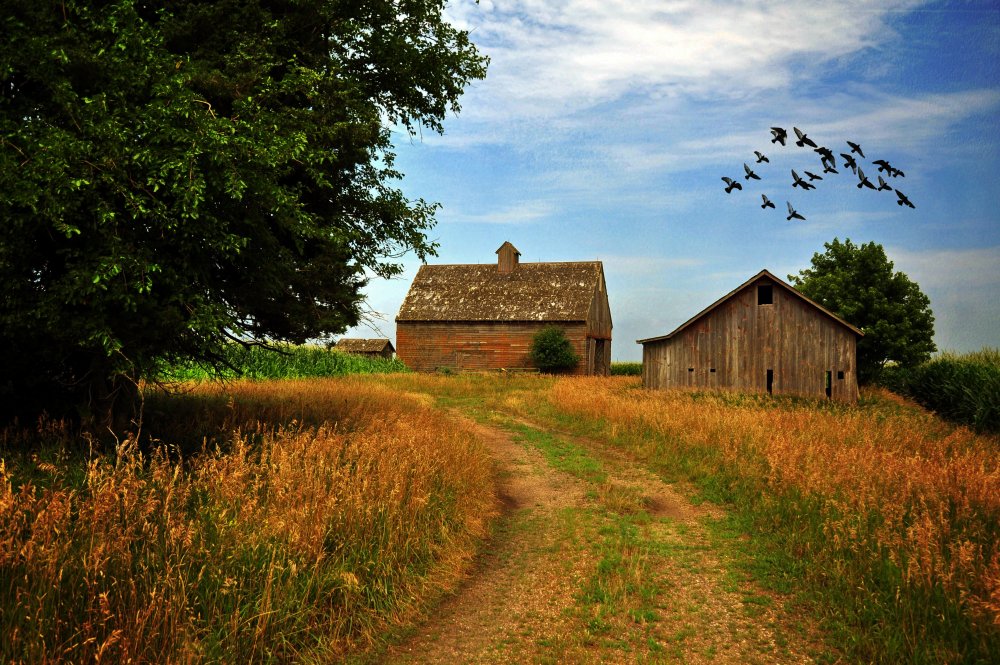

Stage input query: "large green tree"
[
  {"left": 0, "top": 1, "right": 485, "bottom": 427},
  {"left": 788, "top": 238, "right": 936, "bottom": 384}
]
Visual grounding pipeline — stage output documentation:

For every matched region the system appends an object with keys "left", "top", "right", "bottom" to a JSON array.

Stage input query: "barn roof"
[
  {"left": 335, "top": 338, "right": 394, "bottom": 353},
  {"left": 636, "top": 269, "right": 863, "bottom": 344},
  {"left": 396, "top": 261, "right": 605, "bottom": 322}
]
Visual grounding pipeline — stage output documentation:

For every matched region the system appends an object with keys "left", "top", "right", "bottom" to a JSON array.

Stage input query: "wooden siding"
[
  {"left": 641, "top": 279, "right": 859, "bottom": 402},
  {"left": 397, "top": 321, "right": 590, "bottom": 374}
]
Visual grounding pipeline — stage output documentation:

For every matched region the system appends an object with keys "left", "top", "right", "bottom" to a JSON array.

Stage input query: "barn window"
[
  {"left": 710, "top": 368, "right": 716, "bottom": 373},
  {"left": 757, "top": 284, "right": 773, "bottom": 305},
  {"left": 688, "top": 367, "right": 694, "bottom": 372},
  {"left": 837, "top": 371, "right": 845, "bottom": 380}
]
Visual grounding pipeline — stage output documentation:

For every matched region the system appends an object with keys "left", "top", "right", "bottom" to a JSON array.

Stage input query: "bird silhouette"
[
  {"left": 889, "top": 167, "right": 905, "bottom": 178},
  {"left": 754, "top": 150, "right": 770, "bottom": 164},
  {"left": 804, "top": 170, "right": 823, "bottom": 182},
  {"left": 895, "top": 190, "right": 915, "bottom": 208},
  {"left": 846, "top": 140, "right": 865, "bottom": 158},
  {"left": 744, "top": 163, "right": 761, "bottom": 181},
  {"left": 770, "top": 127, "right": 788, "bottom": 145},
  {"left": 761, "top": 194, "right": 776, "bottom": 209},
  {"left": 872, "top": 159, "right": 893, "bottom": 174},
  {"left": 794, "top": 127, "right": 818, "bottom": 148},
  {"left": 856, "top": 168, "right": 876, "bottom": 190},
  {"left": 791, "top": 169, "right": 816, "bottom": 190},
  {"left": 721, "top": 177, "right": 743, "bottom": 193},
  {"left": 840, "top": 153, "right": 858, "bottom": 173},
  {"left": 876, "top": 176, "right": 893, "bottom": 192},
  {"left": 786, "top": 201, "right": 805, "bottom": 221},
  {"left": 822, "top": 162, "right": 839, "bottom": 175},
  {"left": 814, "top": 146, "right": 835, "bottom": 166}
]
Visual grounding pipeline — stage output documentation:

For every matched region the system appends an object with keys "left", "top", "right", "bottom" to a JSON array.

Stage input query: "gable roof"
[
  {"left": 396, "top": 261, "right": 605, "bottom": 322},
  {"left": 636, "top": 269, "right": 863, "bottom": 344},
  {"left": 335, "top": 338, "right": 394, "bottom": 353}
]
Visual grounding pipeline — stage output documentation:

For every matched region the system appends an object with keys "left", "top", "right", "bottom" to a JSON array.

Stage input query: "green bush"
[
  {"left": 880, "top": 349, "right": 1000, "bottom": 434},
  {"left": 529, "top": 326, "right": 580, "bottom": 373}
]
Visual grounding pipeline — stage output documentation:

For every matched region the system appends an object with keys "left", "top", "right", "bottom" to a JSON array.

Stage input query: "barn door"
[{"left": 594, "top": 340, "right": 608, "bottom": 376}]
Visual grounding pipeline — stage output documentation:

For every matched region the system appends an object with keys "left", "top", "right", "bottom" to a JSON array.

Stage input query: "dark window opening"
[
  {"left": 825, "top": 371, "right": 832, "bottom": 399},
  {"left": 766, "top": 369, "right": 773, "bottom": 394},
  {"left": 837, "top": 371, "right": 845, "bottom": 380},
  {"left": 688, "top": 367, "right": 694, "bottom": 372},
  {"left": 710, "top": 368, "right": 716, "bottom": 373},
  {"left": 757, "top": 284, "right": 773, "bottom": 305}
]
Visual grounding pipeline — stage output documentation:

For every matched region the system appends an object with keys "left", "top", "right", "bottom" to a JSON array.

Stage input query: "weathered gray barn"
[
  {"left": 334, "top": 338, "right": 395, "bottom": 359},
  {"left": 396, "top": 242, "right": 612, "bottom": 374},
  {"left": 637, "top": 269, "right": 862, "bottom": 401}
]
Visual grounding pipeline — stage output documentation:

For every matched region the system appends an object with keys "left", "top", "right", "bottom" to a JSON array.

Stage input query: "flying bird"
[
  {"left": 895, "top": 189, "right": 915, "bottom": 208},
  {"left": 856, "top": 168, "right": 876, "bottom": 190},
  {"left": 786, "top": 201, "right": 805, "bottom": 221},
  {"left": 876, "top": 176, "right": 893, "bottom": 192},
  {"left": 846, "top": 140, "right": 865, "bottom": 158},
  {"left": 721, "top": 176, "right": 743, "bottom": 193},
  {"left": 794, "top": 127, "right": 818, "bottom": 148},
  {"left": 822, "top": 162, "right": 839, "bottom": 175},
  {"left": 770, "top": 127, "right": 788, "bottom": 145},
  {"left": 872, "top": 159, "right": 893, "bottom": 174},
  {"left": 889, "top": 166, "right": 905, "bottom": 178},
  {"left": 744, "top": 163, "right": 761, "bottom": 180},
  {"left": 840, "top": 153, "right": 858, "bottom": 173},
  {"left": 791, "top": 169, "right": 816, "bottom": 190},
  {"left": 804, "top": 170, "right": 823, "bottom": 182},
  {"left": 814, "top": 146, "right": 835, "bottom": 166},
  {"left": 754, "top": 150, "right": 770, "bottom": 164},
  {"left": 761, "top": 194, "right": 775, "bottom": 209}
]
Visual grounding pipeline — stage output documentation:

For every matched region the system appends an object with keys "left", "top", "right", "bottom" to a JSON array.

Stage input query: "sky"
[{"left": 340, "top": 0, "right": 1000, "bottom": 361}]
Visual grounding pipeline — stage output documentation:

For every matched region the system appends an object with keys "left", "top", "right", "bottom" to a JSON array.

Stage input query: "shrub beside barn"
[
  {"left": 638, "top": 270, "right": 862, "bottom": 402},
  {"left": 396, "top": 242, "right": 612, "bottom": 375}
]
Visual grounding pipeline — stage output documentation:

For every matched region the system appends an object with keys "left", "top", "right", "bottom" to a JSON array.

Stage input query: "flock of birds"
[{"left": 721, "top": 127, "right": 915, "bottom": 221}]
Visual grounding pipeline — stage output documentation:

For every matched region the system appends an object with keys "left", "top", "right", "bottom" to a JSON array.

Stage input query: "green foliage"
[
  {"left": 162, "top": 343, "right": 407, "bottom": 381},
  {"left": 0, "top": 1, "right": 486, "bottom": 428},
  {"left": 881, "top": 348, "right": 1000, "bottom": 433},
  {"left": 529, "top": 325, "right": 581, "bottom": 373},
  {"left": 789, "top": 238, "right": 936, "bottom": 384},
  {"left": 611, "top": 362, "right": 643, "bottom": 376}
]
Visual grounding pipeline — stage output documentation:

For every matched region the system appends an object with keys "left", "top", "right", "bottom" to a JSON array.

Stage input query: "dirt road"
[{"left": 383, "top": 413, "right": 823, "bottom": 664}]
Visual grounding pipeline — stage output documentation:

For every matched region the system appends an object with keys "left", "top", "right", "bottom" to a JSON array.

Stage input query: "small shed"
[
  {"left": 395, "top": 242, "right": 612, "bottom": 374},
  {"left": 334, "top": 338, "right": 395, "bottom": 359},
  {"left": 637, "top": 269, "right": 863, "bottom": 402}
]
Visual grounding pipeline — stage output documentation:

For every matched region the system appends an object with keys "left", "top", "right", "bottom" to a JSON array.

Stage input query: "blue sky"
[{"left": 342, "top": 0, "right": 1000, "bottom": 361}]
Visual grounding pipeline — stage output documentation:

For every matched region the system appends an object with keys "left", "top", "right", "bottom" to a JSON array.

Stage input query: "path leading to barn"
[{"left": 382, "top": 411, "right": 826, "bottom": 664}]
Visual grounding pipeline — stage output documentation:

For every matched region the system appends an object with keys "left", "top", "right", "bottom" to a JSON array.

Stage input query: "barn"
[
  {"left": 334, "top": 338, "right": 395, "bottom": 359},
  {"left": 396, "top": 242, "right": 612, "bottom": 374},
  {"left": 637, "top": 269, "right": 863, "bottom": 402}
]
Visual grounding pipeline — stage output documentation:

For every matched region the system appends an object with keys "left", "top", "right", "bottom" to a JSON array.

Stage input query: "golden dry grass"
[{"left": 0, "top": 378, "right": 497, "bottom": 663}]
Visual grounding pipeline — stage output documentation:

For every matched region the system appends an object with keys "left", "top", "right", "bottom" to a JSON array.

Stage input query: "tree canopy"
[
  {"left": 0, "top": 0, "right": 486, "bottom": 427},
  {"left": 788, "top": 238, "right": 936, "bottom": 384}
]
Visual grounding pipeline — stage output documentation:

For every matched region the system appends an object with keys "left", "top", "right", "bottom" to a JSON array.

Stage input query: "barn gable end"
[
  {"left": 637, "top": 269, "right": 862, "bottom": 402},
  {"left": 396, "top": 243, "right": 612, "bottom": 374}
]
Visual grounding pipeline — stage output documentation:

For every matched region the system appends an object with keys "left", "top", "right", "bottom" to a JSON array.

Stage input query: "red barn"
[
  {"left": 396, "top": 242, "right": 612, "bottom": 374},
  {"left": 638, "top": 269, "right": 863, "bottom": 402}
]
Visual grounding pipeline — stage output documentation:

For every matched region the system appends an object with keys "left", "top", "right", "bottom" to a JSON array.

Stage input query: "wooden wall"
[
  {"left": 641, "top": 280, "right": 859, "bottom": 402},
  {"left": 397, "top": 321, "right": 591, "bottom": 374}
]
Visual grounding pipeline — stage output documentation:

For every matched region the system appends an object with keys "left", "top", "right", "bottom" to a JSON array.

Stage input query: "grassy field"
[
  {"left": 0, "top": 378, "right": 494, "bottom": 663},
  {"left": 2, "top": 370, "right": 997, "bottom": 663}
]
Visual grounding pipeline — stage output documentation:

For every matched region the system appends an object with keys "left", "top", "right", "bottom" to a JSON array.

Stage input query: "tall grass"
[
  {"left": 162, "top": 343, "right": 408, "bottom": 381},
  {"left": 882, "top": 348, "right": 1000, "bottom": 433},
  {"left": 0, "top": 378, "right": 495, "bottom": 663},
  {"left": 514, "top": 377, "right": 1000, "bottom": 663}
]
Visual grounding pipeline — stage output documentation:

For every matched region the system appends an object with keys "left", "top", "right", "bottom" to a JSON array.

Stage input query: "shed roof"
[
  {"left": 396, "top": 261, "right": 605, "bottom": 322},
  {"left": 335, "top": 338, "right": 394, "bottom": 353},
  {"left": 636, "top": 269, "right": 863, "bottom": 344}
]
